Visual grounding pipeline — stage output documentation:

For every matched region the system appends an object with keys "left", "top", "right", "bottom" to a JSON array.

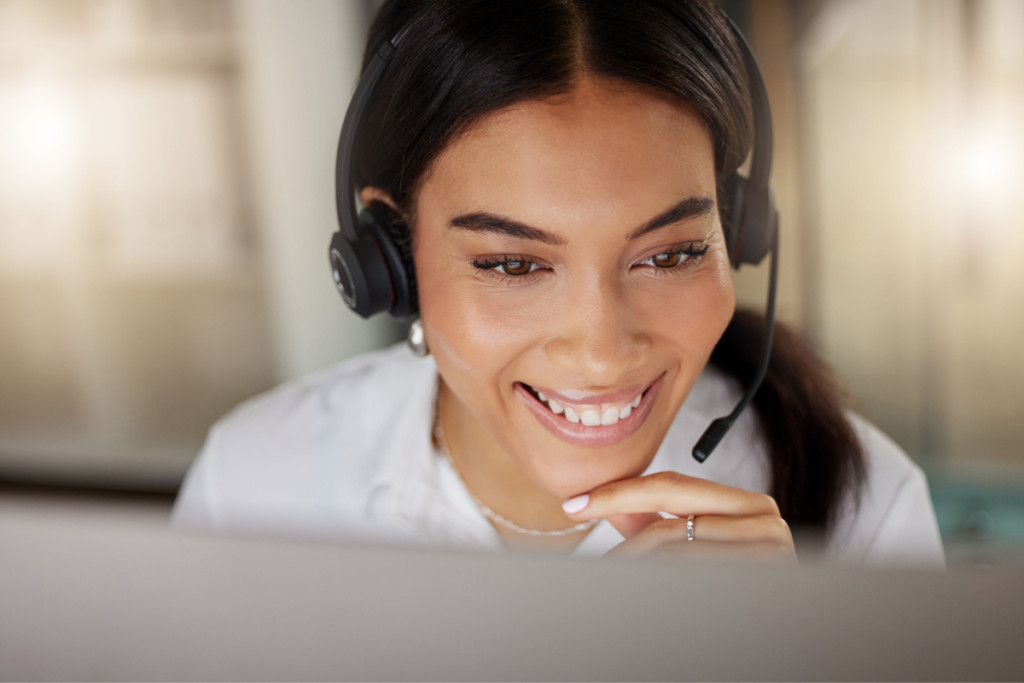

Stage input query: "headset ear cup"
[
  {"left": 722, "top": 171, "right": 745, "bottom": 268},
  {"left": 329, "top": 228, "right": 394, "bottom": 318},
  {"left": 722, "top": 171, "right": 777, "bottom": 268},
  {"left": 360, "top": 202, "right": 416, "bottom": 320},
  {"left": 735, "top": 184, "right": 776, "bottom": 266}
]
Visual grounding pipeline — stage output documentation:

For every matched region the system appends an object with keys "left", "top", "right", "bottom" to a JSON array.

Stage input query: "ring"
[{"left": 686, "top": 515, "right": 695, "bottom": 541}]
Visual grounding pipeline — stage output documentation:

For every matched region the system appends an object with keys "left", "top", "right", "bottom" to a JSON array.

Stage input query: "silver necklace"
[{"left": 433, "top": 414, "right": 598, "bottom": 538}]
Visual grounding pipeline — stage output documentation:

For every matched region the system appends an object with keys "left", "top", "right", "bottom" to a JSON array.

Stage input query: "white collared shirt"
[{"left": 172, "top": 343, "right": 946, "bottom": 567}]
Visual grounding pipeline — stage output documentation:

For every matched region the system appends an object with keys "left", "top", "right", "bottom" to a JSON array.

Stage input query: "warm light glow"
[
  {"left": 951, "top": 113, "right": 1023, "bottom": 208},
  {"left": 4, "top": 80, "right": 81, "bottom": 181},
  {"left": 963, "top": 136, "right": 1011, "bottom": 192}
]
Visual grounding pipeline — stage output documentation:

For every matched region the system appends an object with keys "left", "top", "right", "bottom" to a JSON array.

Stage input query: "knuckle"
[
  {"left": 760, "top": 494, "right": 781, "bottom": 516},
  {"left": 651, "top": 471, "right": 689, "bottom": 495},
  {"left": 756, "top": 514, "right": 792, "bottom": 544},
  {"left": 769, "top": 515, "right": 791, "bottom": 540},
  {"left": 587, "top": 482, "right": 614, "bottom": 502},
  {"left": 652, "top": 471, "right": 685, "bottom": 486}
]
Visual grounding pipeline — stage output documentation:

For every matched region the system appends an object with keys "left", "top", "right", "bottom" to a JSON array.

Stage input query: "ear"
[{"left": 360, "top": 186, "right": 401, "bottom": 214}]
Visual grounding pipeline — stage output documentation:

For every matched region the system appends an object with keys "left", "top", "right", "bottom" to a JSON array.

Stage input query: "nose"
[{"left": 544, "top": 269, "right": 651, "bottom": 385}]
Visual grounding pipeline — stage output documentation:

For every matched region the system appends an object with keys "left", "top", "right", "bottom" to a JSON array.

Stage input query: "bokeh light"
[{"left": 13, "top": 84, "right": 78, "bottom": 169}]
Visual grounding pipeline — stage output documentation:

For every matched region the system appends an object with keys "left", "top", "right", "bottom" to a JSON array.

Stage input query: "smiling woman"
[{"left": 172, "top": 0, "right": 945, "bottom": 566}]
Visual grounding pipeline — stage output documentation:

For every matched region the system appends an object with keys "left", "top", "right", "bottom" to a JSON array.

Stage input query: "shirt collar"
[
  {"left": 360, "top": 351, "right": 439, "bottom": 513},
  {"left": 359, "top": 354, "right": 499, "bottom": 547}
]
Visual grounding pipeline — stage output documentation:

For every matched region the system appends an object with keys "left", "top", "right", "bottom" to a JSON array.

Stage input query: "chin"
[
  {"left": 506, "top": 372, "right": 672, "bottom": 497},
  {"left": 519, "top": 438, "right": 658, "bottom": 499}
]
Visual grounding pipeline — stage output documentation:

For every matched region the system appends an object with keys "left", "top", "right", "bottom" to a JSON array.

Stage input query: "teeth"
[{"left": 538, "top": 390, "right": 645, "bottom": 427}]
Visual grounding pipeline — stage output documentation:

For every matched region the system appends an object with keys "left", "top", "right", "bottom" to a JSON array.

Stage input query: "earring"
[{"left": 408, "top": 317, "right": 429, "bottom": 357}]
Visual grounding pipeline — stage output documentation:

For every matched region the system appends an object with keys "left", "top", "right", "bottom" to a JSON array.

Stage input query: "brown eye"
[
  {"left": 652, "top": 251, "right": 684, "bottom": 268},
  {"left": 499, "top": 259, "right": 533, "bottom": 276}
]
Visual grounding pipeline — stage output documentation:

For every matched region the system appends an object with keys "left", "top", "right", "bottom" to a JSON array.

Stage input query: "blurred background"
[{"left": 0, "top": 0, "right": 1022, "bottom": 566}]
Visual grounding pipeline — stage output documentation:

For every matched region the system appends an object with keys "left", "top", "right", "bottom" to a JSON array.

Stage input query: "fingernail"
[{"left": 562, "top": 494, "right": 589, "bottom": 514}]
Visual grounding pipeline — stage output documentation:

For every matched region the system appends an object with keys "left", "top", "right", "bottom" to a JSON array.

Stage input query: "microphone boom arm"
[{"left": 692, "top": 228, "right": 780, "bottom": 463}]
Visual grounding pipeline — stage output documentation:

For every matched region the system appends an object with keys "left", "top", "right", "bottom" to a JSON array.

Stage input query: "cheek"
[
  {"left": 636, "top": 257, "right": 736, "bottom": 366},
  {"left": 413, "top": 236, "right": 541, "bottom": 392},
  {"left": 687, "top": 258, "right": 735, "bottom": 353}
]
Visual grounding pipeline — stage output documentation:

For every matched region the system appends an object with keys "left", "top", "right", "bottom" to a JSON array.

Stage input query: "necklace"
[{"left": 433, "top": 408, "right": 598, "bottom": 538}]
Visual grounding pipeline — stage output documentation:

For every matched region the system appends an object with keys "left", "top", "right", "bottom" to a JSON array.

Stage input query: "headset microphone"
[
  {"left": 330, "top": 3, "right": 779, "bottom": 464},
  {"left": 691, "top": 12, "right": 780, "bottom": 463},
  {"left": 692, "top": 229, "right": 778, "bottom": 462}
]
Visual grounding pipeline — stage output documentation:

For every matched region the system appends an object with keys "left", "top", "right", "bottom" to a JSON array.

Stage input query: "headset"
[{"left": 329, "top": 3, "right": 779, "bottom": 464}]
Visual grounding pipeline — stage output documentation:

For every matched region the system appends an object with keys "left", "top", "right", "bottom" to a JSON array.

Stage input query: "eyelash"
[
  {"left": 636, "top": 243, "right": 710, "bottom": 274},
  {"left": 471, "top": 243, "right": 710, "bottom": 283},
  {"left": 471, "top": 256, "right": 546, "bottom": 282}
]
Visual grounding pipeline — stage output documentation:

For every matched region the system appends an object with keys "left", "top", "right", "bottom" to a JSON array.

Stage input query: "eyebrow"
[
  {"left": 448, "top": 212, "right": 567, "bottom": 245},
  {"left": 447, "top": 195, "right": 715, "bottom": 245},
  {"left": 626, "top": 196, "right": 716, "bottom": 240}
]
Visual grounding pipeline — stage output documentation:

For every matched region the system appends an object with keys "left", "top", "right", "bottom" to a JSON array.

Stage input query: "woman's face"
[{"left": 412, "top": 76, "right": 734, "bottom": 498}]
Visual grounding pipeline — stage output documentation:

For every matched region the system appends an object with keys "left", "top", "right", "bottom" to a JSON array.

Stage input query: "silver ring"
[{"left": 686, "top": 515, "right": 695, "bottom": 542}]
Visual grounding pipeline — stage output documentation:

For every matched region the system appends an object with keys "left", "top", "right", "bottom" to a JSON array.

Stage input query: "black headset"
[{"left": 329, "top": 3, "right": 779, "bottom": 464}]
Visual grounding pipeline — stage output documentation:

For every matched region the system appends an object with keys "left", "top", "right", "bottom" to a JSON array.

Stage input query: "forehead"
[{"left": 419, "top": 76, "right": 716, "bottom": 228}]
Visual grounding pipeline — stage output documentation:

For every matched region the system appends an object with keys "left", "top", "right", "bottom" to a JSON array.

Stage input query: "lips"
[{"left": 515, "top": 373, "right": 665, "bottom": 447}]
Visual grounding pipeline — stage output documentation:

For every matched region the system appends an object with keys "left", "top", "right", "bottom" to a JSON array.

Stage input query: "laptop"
[{"left": 1, "top": 496, "right": 1022, "bottom": 681}]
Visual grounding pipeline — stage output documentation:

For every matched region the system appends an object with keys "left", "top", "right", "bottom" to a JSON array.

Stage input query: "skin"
[{"left": 364, "top": 75, "right": 795, "bottom": 559}]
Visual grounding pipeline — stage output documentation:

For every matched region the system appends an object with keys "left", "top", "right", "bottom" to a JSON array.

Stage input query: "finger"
[
  {"left": 563, "top": 471, "right": 779, "bottom": 521},
  {"left": 687, "top": 514, "right": 793, "bottom": 546},
  {"left": 605, "top": 512, "right": 663, "bottom": 539},
  {"left": 605, "top": 515, "right": 793, "bottom": 555}
]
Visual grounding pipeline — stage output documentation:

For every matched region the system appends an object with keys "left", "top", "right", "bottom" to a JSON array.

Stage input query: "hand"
[{"left": 562, "top": 471, "right": 796, "bottom": 563}]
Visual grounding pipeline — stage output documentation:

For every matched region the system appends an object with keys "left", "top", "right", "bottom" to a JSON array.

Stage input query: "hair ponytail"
[{"left": 711, "top": 310, "right": 866, "bottom": 531}]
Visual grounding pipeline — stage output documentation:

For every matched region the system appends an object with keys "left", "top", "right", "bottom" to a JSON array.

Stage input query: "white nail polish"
[{"left": 562, "top": 494, "right": 589, "bottom": 514}]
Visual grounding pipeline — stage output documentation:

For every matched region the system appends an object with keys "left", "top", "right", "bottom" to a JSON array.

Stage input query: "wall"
[
  {"left": 0, "top": 0, "right": 399, "bottom": 487},
  {"left": 798, "top": 0, "right": 1024, "bottom": 473},
  {"left": 233, "top": 0, "right": 405, "bottom": 383}
]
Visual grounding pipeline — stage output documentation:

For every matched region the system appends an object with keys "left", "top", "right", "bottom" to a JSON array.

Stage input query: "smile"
[{"left": 515, "top": 373, "right": 665, "bottom": 447}]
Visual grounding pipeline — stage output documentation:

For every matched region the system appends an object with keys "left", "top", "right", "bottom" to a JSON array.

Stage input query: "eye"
[
  {"left": 636, "top": 243, "right": 709, "bottom": 271},
  {"left": 651, "top": 251, "right": 685, "bottom": 268},
  {"left": 497, "top": 258, "right": 534, "bottom": 276},
  {"left": 472, "top": 256, "right": 544, "bottom": 278}
]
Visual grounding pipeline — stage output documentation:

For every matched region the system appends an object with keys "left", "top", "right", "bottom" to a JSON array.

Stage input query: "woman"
[{"left": 173, "top": 0, "right": 944, "bottom": 566}]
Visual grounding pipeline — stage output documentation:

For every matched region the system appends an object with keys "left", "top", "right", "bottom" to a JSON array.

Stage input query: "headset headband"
[
  {"left": 335, "top": 6, "right": 431, "bottom": 242},
  {"left": 336, "top": 5, "right": 775, "bottom": 256}
]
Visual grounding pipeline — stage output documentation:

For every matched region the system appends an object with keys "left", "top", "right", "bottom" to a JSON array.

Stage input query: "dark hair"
[
  {"left": 356, "top": 0, "right": 864, "bottom": 532},
  {"left": 713, "top": 311, "right": 864, "bottom": 529}
]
